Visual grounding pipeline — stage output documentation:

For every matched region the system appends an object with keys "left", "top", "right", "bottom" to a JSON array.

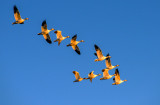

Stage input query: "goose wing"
[
  {"left": 94, "top": 44, "right": 103, "bottom": 58},
  {"left": 43, "top": 34, "right": 52, "bottom": 44},
  {"left": 115, "top": 69, "right": 120, "bottom": 82},
  {"left": 58, "top": 40, "right": 62, "bottom": 46},
  {"left": 73, "top": 71, "right": 80, "bottom": 80},
  {"left": 71, "top": 34, "right": 77, "bottom": 43},
  {"left": 41, "top": 20, "right": 47, "bottom": 32},
  {"left": 102, "top": 69, "right": 109, "bottom": 77},
  {"left": 72, "top": 45, "right": 80, "bottom": 55},
  {"left": 88, "top": 71, "right": 94, "bottom": 77},
  {"left": 13, "top": 5, "right": 21, "bottom": 21},
  {"left": 105, "top": 53, "right": 112, "bottom": 68}
]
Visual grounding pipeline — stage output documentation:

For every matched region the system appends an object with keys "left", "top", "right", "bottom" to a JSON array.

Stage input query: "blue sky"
[{"left": 1, "top": 0, "right": 160, "bottom": 105}]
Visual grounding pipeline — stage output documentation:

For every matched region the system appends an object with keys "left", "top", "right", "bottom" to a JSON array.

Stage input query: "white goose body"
[
  {"left": 100, "top": 69, "right": 114, "bottom": 80},
  {"left": 104, "top": 53, "right": 119, "bottom": 70},
  {"left": 94, "top": 45, "right": 111, "bottom": 62},
  {"left": 67, "top": 34, "right": 84, "bottom": 55},
  {"left": 12, "top": 5, "right": 29, "bottom": 25},
  {"left": 85, "top": 71, "right": 101, "bottom": 82},
  {"left": 72, "top": 71, "right": 85, "bottom": 82},
  {"left": 54, "top": 30, "right": 70, "bottom": 46},
  {"left": 112, "top": 69, "right": 127, "bottom": 85},
  {"left": 37, "top": 20, "right": 54, "bottom": 44}
]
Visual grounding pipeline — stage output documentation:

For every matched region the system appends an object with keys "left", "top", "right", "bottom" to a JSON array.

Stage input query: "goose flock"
[{"left": 12, "top": 5, "right": 127, "bottom": 85}]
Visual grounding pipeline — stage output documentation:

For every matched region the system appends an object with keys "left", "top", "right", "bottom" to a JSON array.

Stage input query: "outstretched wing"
[
  {"left": 102, "top": 69, "right": 109, "bottom": 77},
  {"left": 13, "top": 5, "right": 21, "bottom": 21},
  {"left": 115, "top": 69, "right": 120, "bottom": 82},
  {"left": 90, "top": 78, "right": 92, "bottom": 83},
  {"left": 94, "top": 44, "right": 103, "bottom": 58},
  {"left": 72, "top": 45, "right": 80, "bottom": 55},
  {"left": 43, "top": 34, "right": 52, "bottom": 44},
  {"left": 41, "top": 20, "right": 47, "bottom": 32},
  {"left": 105, "top": 53, "right": 112, "bottom": 68},
  {"left": 88, "top": 71, "right": 94, "bottom": 77},
  {"left": 73, "top": 71, "right": 80, "bottom": 80},
  {"left": 72, "top": 34, "right": 77, "bottom": 41},
  {"left": 94, "top": 53, "right": 97, "bottom": 57},
  {"left": 58, "top": 41, "right": 61, "bottom": 46}
]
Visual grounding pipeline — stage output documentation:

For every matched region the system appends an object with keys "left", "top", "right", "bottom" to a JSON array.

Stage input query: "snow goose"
[
  {"left": 67, "top": 34, "right": 84, "bottom": 55},
  {"left": 12, "top": 5, "right": 29, "bottom": 25},
  {"left": 54, "top": 30, "right": 70, "bottom": 46},
  {"left": 104, "top": 53, "right": 119, "bottom": 70},
  {"left": 84, "top": 71, "right": 101, "bottom": 83},
  {"left": 94, "top": 44, "right": 111, "bottom": 62},
  {"left": 37, "top": 20, "right": 54, "bottom": 44},
  {"left": 112, "top": 69, "right": 127, "bottom": 85},
  {"left": 100, "top": 69, "right": 114, "bottom": 80},
  {"left": 73, "top": 71, "right": 85, "bottom": 82}
]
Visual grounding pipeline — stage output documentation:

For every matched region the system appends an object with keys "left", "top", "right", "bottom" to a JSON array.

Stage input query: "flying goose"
[
  {"left": 37, "top": 20, "right": 54, "bottom": 44},
  {"left": 94, "top": 44, "right": 111, "bottom": 62},
  {"left": 104, "top": 53, "right": 119, "bottom": 70},
  {"left": 112, "top": 69, "right": 127, "bottom": 85},
  {"left": 54, "top": 30, "right": 70, "bottom": 46},
  {"left": 12, "top": 5, "right": 29, "bottom": 25},
  {"left": 100, "top": 69, "right": 115, "bottom": 80},
  {"left": 72, "top": 71, "right": 85, "bottom": 82},
  {"left": 67, "top": 34, "right": 84, "bottom": 55},
  {"left": 84, "top": 71, "right": 101, "bottom": 82}
]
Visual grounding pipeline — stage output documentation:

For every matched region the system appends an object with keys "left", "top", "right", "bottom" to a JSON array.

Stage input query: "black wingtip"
[
  {"left": 94, "top": 44, "right": 99, "bottom": 50},
  {"left": 42, "top": 20, "right": 46, "bottom": 26},
  {"left": 75, "top": 49, "right": 80, "bottom": 55},
  {"left": 46, "top": 39, "right": 52, "bottom": 44},
  {"left": 115, "top": 69, "right": 119, "bottom": 74},
  {"left": 72, "top": 34, "right": 77, "bottom": 39},
  {"left": 13, "top": 5, "right": 18, "bottom": 13},
  {"left": 94, "top": 53, "right": 97, "bottom": 56},
  {"left": 13, "top": 5, "right": 17, "bottom": 9}
]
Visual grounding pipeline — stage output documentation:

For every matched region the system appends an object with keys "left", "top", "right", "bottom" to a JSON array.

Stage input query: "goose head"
[
  {"left": 25, "top": 18, "right": 29, "bottom": 20},
  {"left": 66, "top": 36, "right": 70, "bottom": 38},
  {"left": 123, "top": 80, "right": 127, "bottom": 82},
  {"left": 80, "top": 40, "right": 84, "bottom": 42},
  {"left": 50, "top": 28, "right": 55, "bottom": 31},
  {"left": 97, "top": 74, "right": 101, "bottom": 76},
  {"left": 106, "top": 56, "right": 111, "bottom": 58},
  {"left": 94, "top": 59, "right": 99, "bottom": 62},
  {"left": 116, "top": 65, "right": 120, "bottom": 67}
]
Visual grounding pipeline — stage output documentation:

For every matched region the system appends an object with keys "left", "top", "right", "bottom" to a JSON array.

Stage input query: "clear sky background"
[{"left": 1, "top": 0, "right": 160, "bottom": 105}]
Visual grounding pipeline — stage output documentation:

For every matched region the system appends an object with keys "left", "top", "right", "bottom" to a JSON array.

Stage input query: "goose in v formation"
[
  {"left": 94, "top": 44, "right": 111, "bottom": 62},
  {"left": 54, "top": 30, "right": 70, "bottom": 46},
  {"left": 67, "top": 34, "right": 84, "bottom": 55},
  {"left": 112, "top": 69, "right": 127, "bottom": 85},
  {"left": 12, "top": 5, "right": 29, "bottom": 25},
  {"left": 84, "top": 71, "right": 101, "bottom": 83},
  {"left": 72, "top": 71, "right": 85, "bottom": 82},
  {"left": 100, "top": 69, "right": 114, "bottom": 80},
  {"left": 104, "top": 53, "right": 119, "bottom": 70},
  {"left": 37, "top": 20, "right": 55, "bottom": 44}
]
